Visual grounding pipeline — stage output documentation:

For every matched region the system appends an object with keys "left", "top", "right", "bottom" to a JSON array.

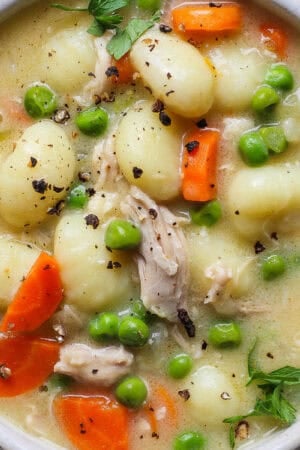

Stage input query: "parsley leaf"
[
  {"left": 52, "top": 0, "right": 160, "bottom": 59},
  {"left": 107, "top": 10, "right": 160, "bottom": 59},
  {"left": 224, "top": 342, "right": 300, "bottom": 448},
  {"left": 106, "top": 29, "right": 132, "bottom": 60}
]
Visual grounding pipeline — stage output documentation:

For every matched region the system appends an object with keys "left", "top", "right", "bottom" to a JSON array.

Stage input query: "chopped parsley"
[{"left": 52, "top": 0, "right": 160, "bottom": 59}]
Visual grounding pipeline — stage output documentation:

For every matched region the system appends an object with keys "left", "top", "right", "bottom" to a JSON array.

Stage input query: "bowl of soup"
[{"left": 0, "top": 1, "right": 300, "bottom": 449}]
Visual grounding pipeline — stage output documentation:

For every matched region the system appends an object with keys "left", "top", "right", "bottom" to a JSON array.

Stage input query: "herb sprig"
[
  {"left": 52, "top": 0, "right": 160, "bottom": 59},
  {"left": 224, "top": 341, "right": 300, "bottom": 448}
]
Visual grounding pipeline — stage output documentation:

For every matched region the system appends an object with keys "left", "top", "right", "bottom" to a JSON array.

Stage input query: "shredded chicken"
[
  {"left": 54, "top": 343, "right": 133, "bottom": 386},
  {"left": 75, "top": 33, "right": 112, "bottom": 106},
  {"left": 92, "top": 129, "right": 123, "bottom": 191},
  {"left": 122, "top": 186, "right": 188, "bottom": 321},
  {"left": 204, "top": 262, "right": 233, "bottom": 304}
]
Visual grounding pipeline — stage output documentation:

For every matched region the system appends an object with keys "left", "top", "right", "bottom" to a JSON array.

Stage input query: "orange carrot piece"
[
  {"left": 0, "top": 252, "right": 63, "bottom": 333},
  {"left": 260, "top": 23, "right": 288, "bottom": 59},
  {"left": 182, "top": 128, "right": 220, "bottom": 202},
  {"left": 54, "top": 394, "right": 129, "bottom": 450},
  {"left": 112, "top": 54, "right": 134, "bottom": 84},
  {"left": 0, "top": 336, "right": 59, "bottom": 397},
  {"left": 172, "top": 3, "right": 242, "bottom": 37},
  {"left": 0, "top": 98, "right": 32, "bottom": 126}
]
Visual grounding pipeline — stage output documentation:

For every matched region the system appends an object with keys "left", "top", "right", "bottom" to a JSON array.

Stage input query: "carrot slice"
[
  {"left": 172, "top": 3, "right": 242, "bottom": 37},
  {"left": 0, "top": 335, "right": 59, "bottom": 397},
  {"left": 54, "top": 394, "right": 129, "bottom": 450},
  {"left": 0, "top": 98, "right": 32, "bottom": 126},
  {"left": 112, "top": 54, "right": 134, "bottom": 84},
  {"left": 0, "top": 252, "right": 63, "bottom": 332},
  {"left": 260, "top": 23, "right": 288, "bottom": 59},
  {"left": 182, "top": 128, "right": 220, "bottom": 202}
]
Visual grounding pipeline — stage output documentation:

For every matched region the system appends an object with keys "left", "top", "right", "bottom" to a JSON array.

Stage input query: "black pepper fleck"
[
  {"left": 177, "top": 308, "right": 195, "bottom": 338},
  {"left": 196, "top": 118, "right": 208, "bottom": 128},
  {"left": 28, "top": 156, "right": 37, "bottom": 168},
  {"left": 133, "top": 167, "right": 143, "bottom": 179},
  {"left": 159, "top": 110, "right": 171, "bottom": 126},
  {"left": 254, "top": 241, "right": 265, "bottom": 254},
  {"left": 152, "top": 99, "right": 164, "bottom": 113},
  {"left": 149, "top": 208, "right": 158, "bottom": 219},
  {"left": 52, "top": 108, "right": 70, "bottom": 124},
  {"left": 32, "top": 179, "right": 48, "bottom": 194},
  {"left": 178, "top": 389, "right": 190, "bottom": 401},
  {"left": 85, "top": 214, "right": 99, "bottom": 229},
  {"left": 159, "top": 24, "right": 172, "bottom": 33},
  {"left": 185, "top": 140, "right": 199, "bottom": 152},
  {"left": 105, "top": 66, "right": 119, "bottom": 78}
]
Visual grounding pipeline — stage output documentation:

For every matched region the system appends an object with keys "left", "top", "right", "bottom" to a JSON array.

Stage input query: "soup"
[{"left": 0, "top": 1, "right": 300, "bottom": 449}]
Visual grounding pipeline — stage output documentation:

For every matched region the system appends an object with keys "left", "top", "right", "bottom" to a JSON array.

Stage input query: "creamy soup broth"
[{"left": 1, "top": 1, "right": 300, "bottom": 449}]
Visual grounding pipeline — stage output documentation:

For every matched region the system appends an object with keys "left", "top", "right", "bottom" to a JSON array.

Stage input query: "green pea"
[
  {"left": 115, "top": 375, "right": 147, "bottom": 408},
  {"left": 262, "top": 254, "right": 286, "bottom": 281},
  {"left": 251, "top": 85, "right": 280, "bottom": 112},
  {"left": 167, "top": 354, "right": 193, "bottom": 379},
  {"left": 265, "top": 64, "right": 294, "bottom": 90},
  {"left": 48, "top": 373, "right": 74, "bottom": 390},
  {"left": 190, "top": 200, "right": 222, "bottom": 227},
  {"left": 88, "top": 312, "right": 119, "bottom": 341},
  {"left": 118, "top": 316, "right": 149, "bottom": 347},
  {"left": 75, "top": 106, "right": 108, "bottom": 137},
  {"left": 208, "top": 322, "right": 242, "bottom": 348},
  {"left": 24, "top": 85, "right": 57, "bottom": 118},
  {"left": 105, "top": 219, "right": 142, "bottom": 250},
  {"left": 239, "top": 131, "right": 269, "bottom": 166},
  {"left": 174, "top": 431, "right": 206, "bottom": 450},
  {"left": 259, "top": 126, "right": 287, "bottom": 154},
  {"left": 67, "top": 184, "right": 88, "bottom": 209},
  {"left": 137, "top": 0, "right": 161, "bottom": 10}
]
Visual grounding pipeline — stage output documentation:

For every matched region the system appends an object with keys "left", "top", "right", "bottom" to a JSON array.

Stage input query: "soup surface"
[{"left": 1, "top": 1, "right": 300, "bottom": 449}]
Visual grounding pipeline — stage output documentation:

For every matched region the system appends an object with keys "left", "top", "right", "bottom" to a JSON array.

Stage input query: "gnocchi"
[
  {"left": 54, "top": 213, "right": 135, "bottom": 312},
  {"left": 39, "top": 28, "right": 97, "bottom": 94},
  {"left": 115, "top": 100, "right": 183, "bottom": 201},
  {"left": 0, "top": 121, "right": 75, "bottom": 229},
  {"left": 130, "top": 29, "right": 215, "bottom": 118}
]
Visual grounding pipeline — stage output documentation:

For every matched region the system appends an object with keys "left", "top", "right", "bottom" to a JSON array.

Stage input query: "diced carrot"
[
  {"left": 54, "top": 394, "right": 129, "bottom": 450},
  {"left": 0, "top": 335, "right": 59, "bottom": 397},
  {"left": 0, "top": 98, "right": 32, "bottom": 126},
  {"left": 111, "top": 54, "right": 134, "bottom": 84},
  {"left": 172, "top": 3, "right": 242, "bottom": 38},
  {"left": 260, "top": 23, "right": 288, "bottom": 59},
  {"left": 141, "top": 383, "right": 178, "bottom": 435},
  {"left": 182, "top": 128, "right": 220, "bottom": 202},
  {"left": 0, "top": 252, "right": 63, "bottom": 333}
]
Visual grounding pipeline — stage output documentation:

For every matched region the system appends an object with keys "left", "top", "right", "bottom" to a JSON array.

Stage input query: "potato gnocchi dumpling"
[
  {"left": 227, "top": 165, "right": 300, "bottom": 238},
  {"left": 39, "top": 28, "right": 97, "bottom": 94},
  {"left": 184, "top": 365, "right": 242, "bottom": 425},
  {"left": 0, "top": 121, "right": 75, "bottom": 229},
  {"left": 130, "top": 29, "right": 215, "bottom": 118},
  {"left": 54, "top": 213, "right": 135, "bottom": 312},
  {"left": 0, "top": 239, "right": 40, "bottom": 309},
  {"left": 116, "top": 100, "right": 183, "bottom": 201},
  {"left": 208, "top": 42, "right": 268, "bottom": 111}
]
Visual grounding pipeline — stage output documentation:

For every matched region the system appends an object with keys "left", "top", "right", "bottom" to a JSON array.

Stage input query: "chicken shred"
[
  {"left": 204, "top": 262, "right": 233, "bottom": 304},
  {"left": 121, "top": 186, "right": 189, "bottom": 322},
  {"left": 54, "top": 343, "right": 133, "bottom": 386}
]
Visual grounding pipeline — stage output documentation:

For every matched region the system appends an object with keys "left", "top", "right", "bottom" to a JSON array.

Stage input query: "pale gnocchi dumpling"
[
  {"left": 130, "top": 29, "right": 215, "bottom": 118},
  {"left": 208, "top": 43, "right": 268, "bottom": 111},
  {"left": 39, "top": 27, "right": 96, "bottom": 93},
  {"left": 0, "top": 121, "right": 75, "bottom": 229},
  {"left": 54, "top": 213, "right": 135, "bottom": 312},
  {"left": 187, "top": 226, "right": 255, "bottom": 298},
  {"left": 116, "top": 100, "right": 183, "bottom": 201},
  {"left": 227, "top": 164, "right": 300, "bottom": 238},
  {"left": 184, "top": 365, "right": 242, "bottom": 425},
  {"left": 0, "top": 239, "right": 40, "bottom": 310}
]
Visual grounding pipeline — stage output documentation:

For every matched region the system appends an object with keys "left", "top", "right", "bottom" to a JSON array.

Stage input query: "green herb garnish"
[
  {"left": 224, "top": 341, "right": 300, "bottom": 448},
  {"left": 52, "top": 0, "right": 160, "bottom": 59}
]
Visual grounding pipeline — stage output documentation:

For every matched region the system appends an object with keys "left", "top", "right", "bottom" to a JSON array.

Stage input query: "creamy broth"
[{"left": 1, "top": 1, "right": 300, "bottom": 449}]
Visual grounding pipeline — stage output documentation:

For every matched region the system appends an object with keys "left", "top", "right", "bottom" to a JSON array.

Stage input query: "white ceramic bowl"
[{"left": 0, "top": 1, "right": 300, "bottom": 449}]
